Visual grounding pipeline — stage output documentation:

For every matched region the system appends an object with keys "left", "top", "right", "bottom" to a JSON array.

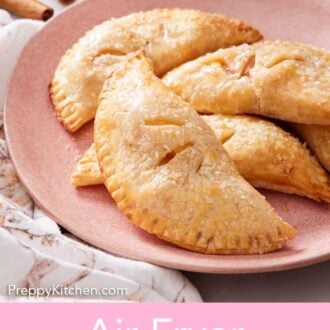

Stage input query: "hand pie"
[
  {"left": 72, "top": 115, "right": 330, "bottom": 202},
  {"left": 71, "top": 143, "right": 104, "bottom": 186},
  {"left": 94, "top": 51, "right": 296, "bottom": 254},
  {"left": 291, "top": 124, "right": 330, "bottom": 172},
  {"left": 50, "top": 8, "right": 262, "bottom": 132},
  {"left": 203, "top": 115, "right": 330, "bottom": 203},
  {"left": 163, "top": 41, "right": 330, "bottom": 125}
]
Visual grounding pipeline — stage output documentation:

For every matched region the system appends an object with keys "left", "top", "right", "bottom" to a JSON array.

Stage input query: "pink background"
[{"left": 1, "top": 303, "right": 329, "bottom": 329}]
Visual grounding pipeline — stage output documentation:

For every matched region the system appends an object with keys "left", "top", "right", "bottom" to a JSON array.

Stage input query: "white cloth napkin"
[{"left": 0, "top": 5, "right": 201, "bottom": 302}]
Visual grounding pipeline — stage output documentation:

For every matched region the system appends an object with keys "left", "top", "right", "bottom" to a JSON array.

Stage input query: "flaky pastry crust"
[
  {"left": 70, "top": 143, "right": 104, "bottom": 186},
  {"left": 203, "top": 115, "right": 330, "bottom": 202},
  {"left": 51, "top": 8, "right": 262, "bottom": 132},
  {"left": 94, "top": 52, "right": 296, "bottom": 254},
  {"left": 291, "top": 124, "right": 330, "bottom": 173},
  {"left": 163, "top": 41, "right": 330, "bottom": 125},
  {"left": 72, "top": 116, "right": 330, "bottom": 203}
]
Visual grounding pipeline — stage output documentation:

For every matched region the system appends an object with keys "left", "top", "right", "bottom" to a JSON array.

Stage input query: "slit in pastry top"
[{"left": 163, "top": 40, "right": 330, "bottom": 125}]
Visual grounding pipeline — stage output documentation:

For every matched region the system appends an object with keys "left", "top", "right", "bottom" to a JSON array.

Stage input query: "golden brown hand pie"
[
  {"left": 72, "top": 115, "right": 330, "bottom": 202},
  {"left": 50, "top": 8, "right": 262, "bottom": 132},
  {"left": 163, "top": 41, "right": 330, "bottom": 124},
  {"left": 291, "top": 124, "right": 330, "bottom": 172},
  {"left": 203, "top": 115, "right": 330, "bottom": 203},
  {"left": 94, "top": 51, "right": 296, "bottom": 254}
]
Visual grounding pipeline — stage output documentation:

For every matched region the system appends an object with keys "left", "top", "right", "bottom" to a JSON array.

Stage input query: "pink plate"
[{"left": 4, "top": 0, "right": 330, "bottom": 273}]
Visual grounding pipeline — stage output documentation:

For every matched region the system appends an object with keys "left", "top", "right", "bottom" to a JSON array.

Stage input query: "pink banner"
[{"left": 0, "top": 303, "right": 329, "bottom": 329}]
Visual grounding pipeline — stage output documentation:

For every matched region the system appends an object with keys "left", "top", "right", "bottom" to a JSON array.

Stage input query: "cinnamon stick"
[
  {"left": 59, "top": 0, "right": 75, "bottom": 4},
  {"left": 0, "top": 0, "right": 54, "bottom": 21}
]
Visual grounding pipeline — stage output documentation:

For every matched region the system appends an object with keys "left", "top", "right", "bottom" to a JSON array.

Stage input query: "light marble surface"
[{"left": 1, "top": 0, "right": 329, "bottom": 303}]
